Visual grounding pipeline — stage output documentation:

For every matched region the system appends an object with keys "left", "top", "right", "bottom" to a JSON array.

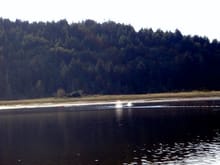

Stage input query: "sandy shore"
[{"left": 1, "top": 96, "right": 220, "bottom": 112}]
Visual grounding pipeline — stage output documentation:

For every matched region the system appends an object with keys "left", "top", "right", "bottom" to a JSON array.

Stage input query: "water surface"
[{"left": 0, "top": 105, "right": 219, "bottom": 165}]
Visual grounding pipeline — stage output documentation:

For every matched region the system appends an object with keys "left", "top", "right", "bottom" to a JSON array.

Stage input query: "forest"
[{"left": 0, "top": 18, "right": 220, "bottom": 99}]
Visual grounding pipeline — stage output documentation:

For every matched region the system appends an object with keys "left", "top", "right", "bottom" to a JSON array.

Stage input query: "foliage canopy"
[{"left": 0, "top": 18, "right": 220, "bottom": 99}]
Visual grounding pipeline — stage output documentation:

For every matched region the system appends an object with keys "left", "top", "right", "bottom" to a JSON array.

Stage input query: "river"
[{"left": 0, "top": 103, "right": 219, "bottom": 165}]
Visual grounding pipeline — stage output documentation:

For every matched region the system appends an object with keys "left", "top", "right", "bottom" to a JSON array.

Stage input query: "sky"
[{"left": 0, "top": 0, "right": 219, "bottom": 40}]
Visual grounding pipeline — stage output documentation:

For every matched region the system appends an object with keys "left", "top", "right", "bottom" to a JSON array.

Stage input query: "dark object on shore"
[{"left": 67, "top": 91, "right": 83, "bottom": 98}]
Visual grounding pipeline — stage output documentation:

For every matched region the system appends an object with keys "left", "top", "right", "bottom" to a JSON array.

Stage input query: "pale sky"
[{"left": 0, "top": 0, "right": 219, "bottom": 40}]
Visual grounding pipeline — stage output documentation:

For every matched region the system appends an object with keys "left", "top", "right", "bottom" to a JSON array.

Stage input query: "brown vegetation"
[{"left": 1, "top": 91, "right": 220, "bottom": 106}]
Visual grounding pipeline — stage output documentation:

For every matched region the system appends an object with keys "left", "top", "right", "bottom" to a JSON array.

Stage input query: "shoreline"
[
  {"left": 1, "top": 93, "right": 220, "bottom": 112},
  {"left": 1, "top": 91, "right": 220, "bottom": 105}
]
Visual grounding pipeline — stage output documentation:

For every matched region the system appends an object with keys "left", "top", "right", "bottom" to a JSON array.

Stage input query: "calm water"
[{"left": 0, "top": 105, "right": 220, "bottom": 165}]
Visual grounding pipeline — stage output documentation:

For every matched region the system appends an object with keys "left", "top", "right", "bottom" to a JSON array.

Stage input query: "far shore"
[{"left": 1, "top": 91, "right": 220, "bottom": 110}]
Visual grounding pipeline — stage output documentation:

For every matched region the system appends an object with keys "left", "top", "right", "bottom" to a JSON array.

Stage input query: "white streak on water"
[{"left": 0, "top": 97, "right": 220, "bottom": 111}]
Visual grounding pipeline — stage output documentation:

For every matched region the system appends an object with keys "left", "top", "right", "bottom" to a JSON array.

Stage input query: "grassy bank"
[{"left": 1, "top": 91, "right": 220, "bottom": 106}]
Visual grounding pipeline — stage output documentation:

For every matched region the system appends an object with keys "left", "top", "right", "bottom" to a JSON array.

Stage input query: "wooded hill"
[{"left": 0, "top": 18, "right": 220, "bottom": 99}]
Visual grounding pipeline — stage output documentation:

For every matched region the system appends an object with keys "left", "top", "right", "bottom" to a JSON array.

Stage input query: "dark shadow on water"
[{"left": 0, "top": 106, "right": 219, "bottom": 165}]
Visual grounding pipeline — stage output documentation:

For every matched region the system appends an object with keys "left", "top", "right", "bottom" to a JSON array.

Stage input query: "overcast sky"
[{"left": 0, "top": 0, "right": 219, "bottom": 40}]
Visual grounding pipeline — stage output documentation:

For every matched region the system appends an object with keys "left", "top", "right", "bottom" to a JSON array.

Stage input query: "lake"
[{"left": 0, "top": 103, "right": 220, "bottom": 165}]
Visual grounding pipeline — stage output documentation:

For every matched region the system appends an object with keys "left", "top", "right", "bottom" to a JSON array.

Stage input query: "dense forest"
[{"left": 0, "top": 18, "right": 220, "bottom": 99}]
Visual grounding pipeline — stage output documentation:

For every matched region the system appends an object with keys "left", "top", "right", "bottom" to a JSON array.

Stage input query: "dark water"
[{"left": 0, "top": 106, "right": 220, "bottom": 165}]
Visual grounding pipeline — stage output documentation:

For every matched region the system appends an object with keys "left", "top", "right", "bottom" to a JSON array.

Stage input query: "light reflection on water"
[
  {"left": 0, "top": 106, "right": 219, "bottom": 165},
  {"left": 123, "top": 130, "right": 220, "bottom": 165}
]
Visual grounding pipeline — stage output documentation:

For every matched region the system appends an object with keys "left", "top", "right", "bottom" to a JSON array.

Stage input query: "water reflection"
[
  {"left": 115, "top": 106, "right": 123, "bottom": 124},
  {"left": 0, "top": 107, "right": 219, "bottom": 165},
  {"left": 123, "top": 129, "right": 220, "bottom": 165}
]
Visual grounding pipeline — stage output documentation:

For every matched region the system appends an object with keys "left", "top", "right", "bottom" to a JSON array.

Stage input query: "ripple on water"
[{"left": 124, "top": 132, "right": 220, "bottom": 165}]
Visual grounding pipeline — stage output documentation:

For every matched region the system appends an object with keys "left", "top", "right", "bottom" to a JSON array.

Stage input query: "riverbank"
[
  {"left": 1, "top": 91, "right": 220, "bottom": 111},
  {"left": 1, "top": 91, "right": 220, "bottom": 106}
]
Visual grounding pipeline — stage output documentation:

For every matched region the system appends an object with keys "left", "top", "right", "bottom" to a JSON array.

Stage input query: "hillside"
[{"left": 0, "top": 18, "right": 220, "bottom": 99}]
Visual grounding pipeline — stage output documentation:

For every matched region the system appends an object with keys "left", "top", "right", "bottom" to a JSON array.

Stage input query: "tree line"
[{"left": 0, "top": 18, "right": 220, "bottom": 99}]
